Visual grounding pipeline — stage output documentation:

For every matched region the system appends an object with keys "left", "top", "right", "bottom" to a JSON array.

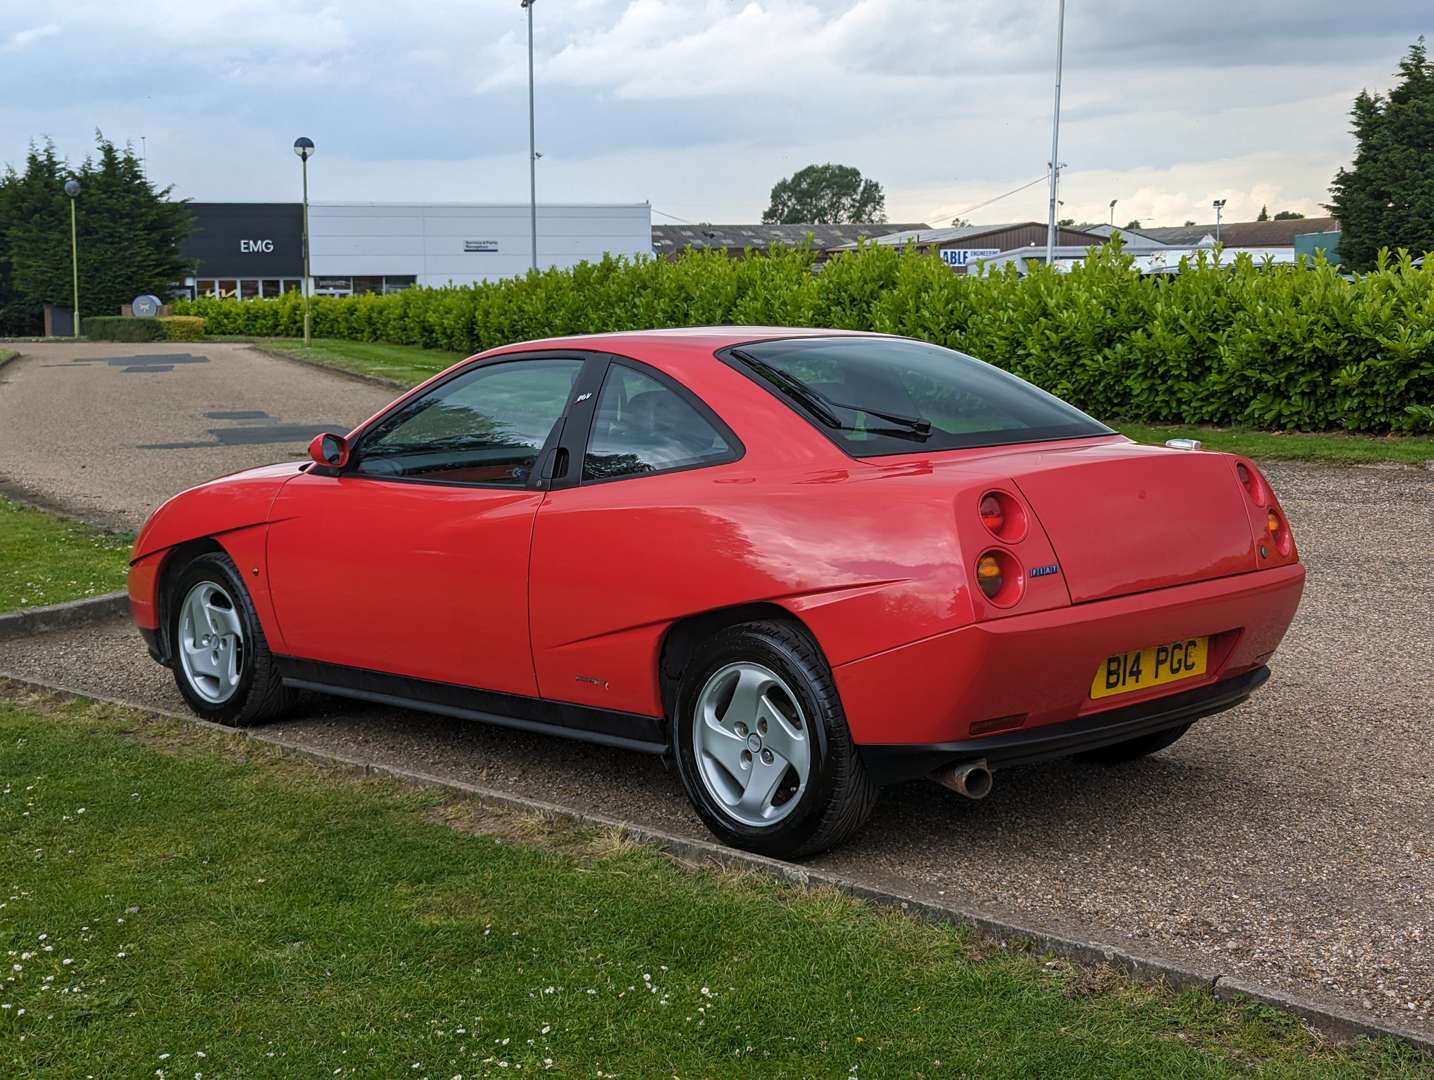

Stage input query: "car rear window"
[{"left": 724, "top": 336, "right": 1111, "bottom": 456}]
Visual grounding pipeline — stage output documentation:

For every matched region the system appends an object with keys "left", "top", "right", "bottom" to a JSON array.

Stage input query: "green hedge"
[
  {"left": 81, "top": 315, "right": 165, "bottom": 342},
  {"left": 158, "top": 315, "right": 204, "bottom": 341},
  {"left": 171, "top": 243, "right": 1434, "bottom": 432}
]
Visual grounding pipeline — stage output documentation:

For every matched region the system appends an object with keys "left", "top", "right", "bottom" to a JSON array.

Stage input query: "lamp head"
[
  {"left": 293, "top": 137, "right": 315, "bottom": 161},
  {"left": 64, "top": 179, "right": 81, "bottom": 199}
]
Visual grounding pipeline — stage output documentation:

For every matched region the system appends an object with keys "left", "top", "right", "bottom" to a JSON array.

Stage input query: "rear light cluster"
[
  {"left": 1235, "top": 459, "right": 1294, "bottom": 560},
  {"left": 973, "top": 489, "right": 1029, "bottom": 607}
]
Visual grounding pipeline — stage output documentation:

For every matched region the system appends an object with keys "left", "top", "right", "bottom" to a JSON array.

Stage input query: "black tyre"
[
  {"left": 672, "top": 620, "right": 878, "bottom": 859},
  {"left": 1080, "top": 723, "right": 1191, "bottom": 764},
  {"left": 167, "top": 551, "right": 295, "bottom": 727}
]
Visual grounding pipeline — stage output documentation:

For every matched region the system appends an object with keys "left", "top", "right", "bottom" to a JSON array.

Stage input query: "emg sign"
[
  {"left": 240, "top": 239, "right": 275, "bottom": 253},
  {"left": 940, "top": 247, "right": 1000, "bottom": 268}
]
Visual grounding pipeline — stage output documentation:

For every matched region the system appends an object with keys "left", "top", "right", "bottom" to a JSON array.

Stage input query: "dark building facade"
[{"left": 178, "top": 202, "right": 306, "bottom": 300}]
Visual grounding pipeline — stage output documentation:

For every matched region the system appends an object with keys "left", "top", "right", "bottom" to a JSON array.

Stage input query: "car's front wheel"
[
  {"left": 168, "top": 551, "right": 295, "bottom": 726},
  {"left": 672, "top": 620, "right": 878, "bottom": 859}
]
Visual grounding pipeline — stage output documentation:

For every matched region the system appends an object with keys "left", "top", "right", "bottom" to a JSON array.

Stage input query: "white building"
[{"left": 179, "top": 201, "right": 653, "bottom": 299}]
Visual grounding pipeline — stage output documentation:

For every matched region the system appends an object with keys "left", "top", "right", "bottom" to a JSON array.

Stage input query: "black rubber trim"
[
  {"left": 274, "top": 656, "right": 668, "bottom": 754},
  {"left": 857, "top": 666, "right": 1270, "bottom": 786},
  {"left": 139, "top": 626, "right": 170, "bottom": 667}
]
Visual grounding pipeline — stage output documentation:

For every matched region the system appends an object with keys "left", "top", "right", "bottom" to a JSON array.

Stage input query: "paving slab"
[
  {"left": 0, "top": 341, "right": 393, "bottom": 530},
  {"left": 2, "top": 460, "right": 1430, "bottom": 1039}
]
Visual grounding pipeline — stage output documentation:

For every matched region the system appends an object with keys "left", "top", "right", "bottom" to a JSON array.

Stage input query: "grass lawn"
[
  {"left": 0, "top": 349, "right": 16, "bottom": 366},
  {"left": 0, "top": 499, "right": 131, "bottom": 612},
  {"left": 239, "top": 337, "right": 467, "bottom": 387},
  {"left": 1119, "top": 424, "right": 1434, "bottom": 466},
  {"left": 2, "top": 688, "right": 1428, "bottom": 1078}
]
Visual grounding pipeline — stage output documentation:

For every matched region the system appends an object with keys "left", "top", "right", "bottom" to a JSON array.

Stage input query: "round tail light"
[
  {"left": 979, "top": 495, "right": 1004, "bottom": 535},
  {"left": 976, "top": 553, "right": 1003, "bottom": 598},
  {"left": 974, "top": 549, "right": 1022, "bottom": 606},
  {"left": 976, "top": 490, "right": 1027, "bottom": 542}
]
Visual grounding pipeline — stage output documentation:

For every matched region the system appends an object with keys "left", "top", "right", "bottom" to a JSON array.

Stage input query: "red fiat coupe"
[{"left": 128, "top": 329, "right": 1305, "bottom": 857}]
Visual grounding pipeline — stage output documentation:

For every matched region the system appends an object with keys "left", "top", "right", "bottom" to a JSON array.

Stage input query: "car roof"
[{"left": 485, "top": 326, "right": 892, "bottom": 355}]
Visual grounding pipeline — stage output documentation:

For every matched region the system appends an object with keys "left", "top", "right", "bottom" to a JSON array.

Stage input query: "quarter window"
[
  {"left": 583, "top": 364, "right": 736, "bottom": 481},
  {"left": 355, "top": 357, "right": 582, "bottom": 485}
]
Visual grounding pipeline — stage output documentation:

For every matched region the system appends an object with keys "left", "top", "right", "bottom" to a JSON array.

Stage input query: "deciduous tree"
[{"left": 762, "top": 164, "right": 886, "bottom": 225}]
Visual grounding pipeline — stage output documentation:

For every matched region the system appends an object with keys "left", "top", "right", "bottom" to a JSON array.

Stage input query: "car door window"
[
  {"left": 583, "top": 363, "right": 737, "bottom": 481},
  {"left": 355, "top": 357, "right": 582, "bottom": 485}
]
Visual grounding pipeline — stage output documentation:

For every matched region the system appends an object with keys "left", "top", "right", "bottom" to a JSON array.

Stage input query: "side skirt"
[{"left": 274, "top": 656, "right": 668, "bottom": 755}]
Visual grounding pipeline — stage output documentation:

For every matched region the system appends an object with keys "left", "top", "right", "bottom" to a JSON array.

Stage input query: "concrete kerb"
[
  {"left": 0, "top": 592, "right": 132, "bottom": 642},
  {"left": 0, "top": 668, "right": 1429, "bottom": 1059}
]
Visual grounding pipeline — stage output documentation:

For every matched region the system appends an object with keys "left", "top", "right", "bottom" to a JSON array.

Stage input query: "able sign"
[{"left": 940, "top": 247, "right": 1000, "bottom": 268}]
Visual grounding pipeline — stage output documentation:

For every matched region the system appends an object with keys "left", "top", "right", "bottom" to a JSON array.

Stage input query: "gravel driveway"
[
  {"left": 2, "top": 457, "right": 1430, "bottom": 1037},
  {"left": 0, "top": 342, "right": 392, "bottom": 529}
]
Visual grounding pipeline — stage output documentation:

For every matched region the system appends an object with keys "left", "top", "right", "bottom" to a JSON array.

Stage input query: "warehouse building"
[{"left": 179, "top": 201, "right": 653, "bottom": 300}]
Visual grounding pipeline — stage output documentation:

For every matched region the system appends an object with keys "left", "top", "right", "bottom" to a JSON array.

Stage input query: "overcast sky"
[{"left": 1, "top": 1, "right": 1427, "bottom": 228}]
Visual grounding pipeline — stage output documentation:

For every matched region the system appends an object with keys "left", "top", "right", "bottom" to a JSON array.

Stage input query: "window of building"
[
  {"left": 383, "top": 276, "right": 418, "bottom": 293},
  {"left": 217, "top": 279, "right": 239, "bottom": 299},
  {"left": 282, "top": 280, "right": 303, "bottom": 295},
  {"left": 583, "top": 363, "right": 737, "bottom": 482},
  {"left": 240, "top": 279, "right": 260, "bottom": 301},
  {"left": 261, "top": 279, "right": 281, "bottom": 298},
  {"left": 196, "top": 279, "right": 217, "bottom": 298},
  {"left": 352, "top": 276, "right": 384, "bottom": 295}
]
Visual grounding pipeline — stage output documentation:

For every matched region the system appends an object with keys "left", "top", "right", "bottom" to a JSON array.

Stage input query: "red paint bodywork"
[{"left": 129, "top": 328, "right": 1305, "bottom": 749}]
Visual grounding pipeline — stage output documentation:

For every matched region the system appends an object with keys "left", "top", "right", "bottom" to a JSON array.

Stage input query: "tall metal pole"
[
  {"left": 1044, "top": 0, "right": 1066, "bottom": 266},
  {"left": 526, "top": 0, "right": 538, "bottom": 273},
  {"left": 69, "top": 198, "right": 80, "bottom": 338},
  {"left": 301, "top": 154, "right": 312, "bottom": 346}
]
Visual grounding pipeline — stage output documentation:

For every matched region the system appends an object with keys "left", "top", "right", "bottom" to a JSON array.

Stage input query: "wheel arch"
[
  {"left": 657, "top": 602, "right": 823, "bottom": 723},
  {"left": 151, "top": 538, "right": 226, "bottom": 664}
]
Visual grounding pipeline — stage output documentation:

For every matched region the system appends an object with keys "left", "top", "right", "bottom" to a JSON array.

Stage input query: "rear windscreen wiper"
[
  {"left": 731, "top": 350, "right": 843, "bottom": 428},
  {"left": 731, "top": 349, "right": 931, "bottom": 440}
]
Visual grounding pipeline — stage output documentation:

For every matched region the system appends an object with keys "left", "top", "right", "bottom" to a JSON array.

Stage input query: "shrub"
[
  {"left": 81, "top": 316, "right": 164, "bottom": 342},
  {"left": 157, "top": 315, "right": 204, "bottom": 341},
  {"left": 168, "top": 243, "right": 1434, "bottom": 433}
]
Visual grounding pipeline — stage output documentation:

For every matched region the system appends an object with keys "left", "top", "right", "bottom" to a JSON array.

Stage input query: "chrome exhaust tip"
[{"left": 932, "top": 759, "right": 993, "bottom": 800}]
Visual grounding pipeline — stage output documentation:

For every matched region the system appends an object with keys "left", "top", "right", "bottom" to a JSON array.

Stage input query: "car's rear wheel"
[
  {"left": 1080, "top": 723, "right": 1192, "bottom": 763},
  {"left": 672, "top": 620, "right": 878, "bottom": 859},
  {"left": 168, "top": 551, "right": 295, "bottom": 726}
]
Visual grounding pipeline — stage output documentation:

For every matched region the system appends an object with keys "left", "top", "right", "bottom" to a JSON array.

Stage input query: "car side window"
[
  {"left": 582, "top": 363, "right": 736, "bottom": 482},
  {"left": 354, "top": 357, "right": 582, "bottom": 485}
]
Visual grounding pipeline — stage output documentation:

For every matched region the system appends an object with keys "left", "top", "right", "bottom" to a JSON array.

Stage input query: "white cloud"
[{"left": 6, "top": 23, "right": 59, "bottom": 50}]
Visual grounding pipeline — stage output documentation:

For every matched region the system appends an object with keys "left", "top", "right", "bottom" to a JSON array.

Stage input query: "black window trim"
[
  {"left": 566, "top": 352, "right": 746, "bottom": 488},
  {"left": 328, "top": 349, "right": 606, "bottom": 492},
  {"left": 715, "top": 333, "right": 1114, "bottom": 459}
]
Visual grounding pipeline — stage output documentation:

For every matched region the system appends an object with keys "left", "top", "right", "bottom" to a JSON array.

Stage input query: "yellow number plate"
[{"left": 1090, "top": 637, "right": 1209, "bottom": 700}]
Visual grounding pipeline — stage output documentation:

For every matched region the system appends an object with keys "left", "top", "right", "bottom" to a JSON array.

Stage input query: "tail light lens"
[
  {"left": 979, "top": 495, "right": 1004, "bottom": 534},
  {"left": 1266, "top": 508, "right": 1293, "bottom": 556},
  {"left": 974, "top": 549, "right": 1022, "bottom": 606},
  {"left": 977, "top": 490, "right": 1027, "bottom": 542},
  {"left": 976, "top": 553, "right": 1003, "bottom": 597},
  {"left": 1236, "top": 462, "right": 1268, "bottom": 506}
]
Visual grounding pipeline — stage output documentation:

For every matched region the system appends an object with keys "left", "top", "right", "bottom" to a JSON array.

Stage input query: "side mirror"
[{"left": 308, "top": 432, "right": 350, "bottom": 468}]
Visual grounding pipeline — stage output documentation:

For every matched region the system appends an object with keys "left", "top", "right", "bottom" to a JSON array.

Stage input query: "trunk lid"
[{"left": 1005, "top": 441, "right": 1256, "bottom": 603}]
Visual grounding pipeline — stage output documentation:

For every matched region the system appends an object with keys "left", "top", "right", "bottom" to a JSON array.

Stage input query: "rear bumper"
[
  {"left": 859, "top": 664, "right": 1267, "bottom": 785},
  {"left": 834, "top": 562, "right": 1304, "bottom": 756}
]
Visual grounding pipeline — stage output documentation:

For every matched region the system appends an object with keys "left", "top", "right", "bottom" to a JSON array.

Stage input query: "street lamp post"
[
  {"left": 64, "top": 179, "right": 81, "bottom": 338},
  {"left": 1044, "top": 0, "right": 1066, "bottom": 265},
  {"left": 1109, "top": 199, "right": 1117, "bottom": 227},
  {"left": 293, "top": 137, "right": 316, "bottom": 346},
  {"left": 522, "top": 0, "right": 538, "bottom": 273},
  {"left": 1213, "top": 198, "right": 1226, "bottom": 244}
]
